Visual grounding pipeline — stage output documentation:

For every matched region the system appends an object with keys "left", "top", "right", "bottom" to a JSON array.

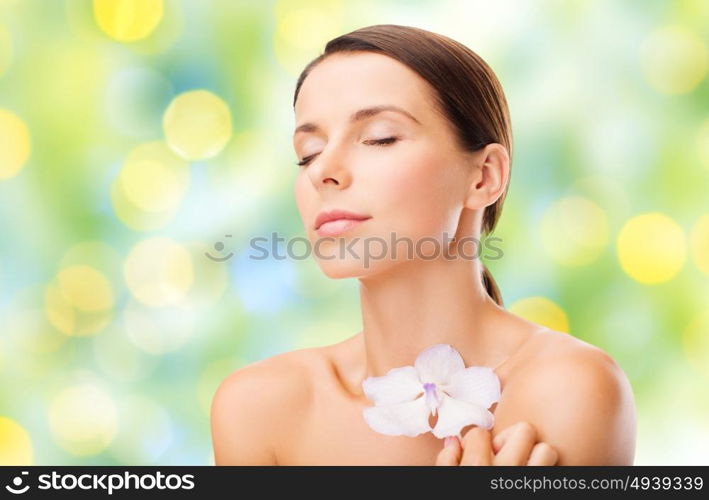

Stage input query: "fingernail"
[{"left": 444, "top": 436, "right": 456, "bottom": 448}]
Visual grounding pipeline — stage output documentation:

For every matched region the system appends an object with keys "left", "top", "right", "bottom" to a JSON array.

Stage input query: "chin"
[{"left": 315, "top": 256, "right": 395, "bottom": 280}]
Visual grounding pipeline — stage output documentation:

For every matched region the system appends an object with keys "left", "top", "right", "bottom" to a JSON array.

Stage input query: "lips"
[{"left": 314, "top": 209, "right": 372, "bottom": 236}]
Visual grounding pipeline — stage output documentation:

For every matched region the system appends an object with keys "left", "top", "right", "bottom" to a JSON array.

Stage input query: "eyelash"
[{"left": 296, "top": 137, "right": 399, "bottom": 167}]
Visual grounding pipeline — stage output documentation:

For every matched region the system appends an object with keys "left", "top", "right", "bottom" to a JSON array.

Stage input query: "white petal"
[
  {"left": 414, "top": 344, "right": 465, "bottom": 385},
  {"left": 430, "top": 394, "right": 494, "bottom": 439},
  {"left": 362, "top": 366, "right": 422, "bottom": 406},
  {"left": 362, "top": 396, "right": 432, "bottom": 437},
  {"left": 443, "top": 366, "right": 501, "bottom": 408}
]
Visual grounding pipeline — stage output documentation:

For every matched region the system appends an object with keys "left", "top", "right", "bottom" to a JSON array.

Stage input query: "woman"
[{"left": 211, "top": 24, "right": 636, "bottom": 465}]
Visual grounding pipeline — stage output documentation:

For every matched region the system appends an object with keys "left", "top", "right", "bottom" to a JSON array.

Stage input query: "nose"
[{"left": 307, "top": 145, "right": 352, "bottom": 191}]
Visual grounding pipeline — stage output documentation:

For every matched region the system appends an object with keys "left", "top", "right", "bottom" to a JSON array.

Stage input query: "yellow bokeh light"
[
  {"left": 641, "top": 25, "right": 708, "bottom": 94},
  {"left": 0, "top": 417, "right": 33, "bottom": 465},
  {"left": 48, "top": 384, "right": 118, "bottom": 456},
  {"left": 683, "top": 311, "right": 709, "bottom": 380},
  {"left": 93, "top": 0, "right": 164, "bottom": 42},
  {"left": 45, "top": 283, "right": 114, "bottom": 336},
  {"left": 111, "top": 141, "right": 189, "bottom": 231},
  {"left": 273, "top": 0, "right": 344, "bottom": 77},
  {"left": 118, "top": 141, "right": 190, "bottom": 213},
  {"left": 59, "top": 240, "right": 123, "bottom": 287},
  {"left": 0, "top": 108, "right": 30, "bottom": 180},
  {"left": 124, "top": 237, "right": 193, "bottom": 307},
  {"left": 110, "top": 178, "right": 175, "bottom": 231},
  {"left": 57, "top": 265, "right": 114, "bottom": 312},
  {"left": 45, "top": 283, "right": 77, "bottom": 335},
  {"left": 508, "top": 296, "right": 570, "bottom": 333},
  {"left": 278, "top": 5, "right": 338, "bottom": 50},
  {"left": 162, "top": 90, "right": 233, "bottom": 161},
  {"left": 45, "top": 264, "right": 114, "bottom": 337},
  {"left": 690, "top": 214, "right": 709, "bottom": 275},
  {"left": 616, "top": 212, "right": 686, "bottom": 284},
  {"left": 540, "top": 196, "right": 609, "bottom": 267},
  {"left": 0, "top": 23, "right": 11, "bottom": 77}
]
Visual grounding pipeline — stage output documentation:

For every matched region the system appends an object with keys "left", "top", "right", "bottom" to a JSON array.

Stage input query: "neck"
[{"left": 358, "top": 254, "right": 503, "bottom": 380}]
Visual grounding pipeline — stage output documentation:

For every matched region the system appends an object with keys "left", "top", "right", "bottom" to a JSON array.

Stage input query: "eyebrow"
[{"left": 293, "top": 105, "right": 421, "bottom": 136}]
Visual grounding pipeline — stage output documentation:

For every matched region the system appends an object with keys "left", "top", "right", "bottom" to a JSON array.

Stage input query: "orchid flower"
[{"left": 361, "top": 344, "right": 501, "bottom": 439}]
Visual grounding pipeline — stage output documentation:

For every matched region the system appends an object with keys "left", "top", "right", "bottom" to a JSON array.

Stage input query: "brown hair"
[{"left": 292, "top": 24, "right": 511, "bottom": 307}]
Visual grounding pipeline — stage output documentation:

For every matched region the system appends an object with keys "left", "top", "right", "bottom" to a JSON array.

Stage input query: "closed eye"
[{"left": 296, "top": 137, "right": 399, "bottom": 167}]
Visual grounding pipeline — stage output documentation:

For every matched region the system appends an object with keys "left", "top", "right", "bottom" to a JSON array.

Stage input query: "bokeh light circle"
[
  {"left": 162, "top": 90, "right": 233, "bottom": 161},
  {"left": 124, "top": 237, "right": 193, "bottom": 307},
  {"left": 0, "top": 109, "right": 30, "bottom": 180},
  {"left": 118, "top": 142, "right": 190, "bottom": 212},
  {"left": 45, "top": 265, "right": 114, "bottom": 337},
  {"left": 640, "top": 25, "right": 708, "bottom": 94},
  {"left": 48, "top": 383, "right": 118, "bottom": 456},
  {"left": 273, "top": 0, "right": 345, "bottom": 76},
  {"left": 93, "top": 0, "right": 164, "bottom": 42},
  {"left": 110, "top": 179, "right": 174, "bottom": 231},
  {"left": 111, "top": 141, "right": 190, "bottom": 231},
  {"left": 616, "top": 213, "right": 686, "bottom": 284},
  {"left": 0, "top": 417, "right": 33, "bottom": 465},
  {"left": 57, "top": 265, "right": 114, "bottom": 312},
  {"left": 508, "top": 296, "right": 570, "bottom": 333}
]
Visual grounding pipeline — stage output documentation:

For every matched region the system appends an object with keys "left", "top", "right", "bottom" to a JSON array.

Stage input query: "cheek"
[
  {"left": 368, "top": 150, "right": 463, "bottom": 238},
  {"left": 294, "top": 172, "right": 313, "bottom": 222}
]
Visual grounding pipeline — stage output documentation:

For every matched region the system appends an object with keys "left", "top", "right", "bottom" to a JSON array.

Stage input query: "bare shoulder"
[
  {"left": 502, "top": 330, "right": 637, "bottom": 465},
  {"left": 210, "top": 347, "right": 323, "bottom": 465}
]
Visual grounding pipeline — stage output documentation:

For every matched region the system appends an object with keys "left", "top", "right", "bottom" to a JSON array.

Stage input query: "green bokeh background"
[{"left": 1, "top": 0, "right": 708, "bottom": 465}]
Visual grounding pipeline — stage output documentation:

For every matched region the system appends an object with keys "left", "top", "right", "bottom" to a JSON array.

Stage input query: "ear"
[{"left": 463, "top": 143, "right": 510, "bottom": 210}]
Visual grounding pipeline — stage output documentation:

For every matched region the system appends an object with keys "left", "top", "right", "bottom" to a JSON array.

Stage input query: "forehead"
[{"left": 294, "top": 52, "right": 434, "bottom": 123}]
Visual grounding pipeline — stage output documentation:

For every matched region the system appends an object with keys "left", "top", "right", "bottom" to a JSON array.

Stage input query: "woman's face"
[{"left": 293, "top": 51, "right": 477, "bottom": 279}]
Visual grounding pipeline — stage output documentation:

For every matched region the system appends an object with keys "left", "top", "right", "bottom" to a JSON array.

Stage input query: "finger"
[
  {"left": 491, "top": 420, "right": 536, "bottom": 453},
  {"left": 493, "top": 421, "right": 537, "bottom": 466},
  {"left": 527, "top": 442, "right": 558, "bottom": 466},
  {"left": 435, "top": 436, "right": 462, "bottom": 466},
  {"left": 459, "top": 427, "right": 493, "bottom": 466},
  {"left": 491, "top": 424, "right": 519, "bottom": 454}
]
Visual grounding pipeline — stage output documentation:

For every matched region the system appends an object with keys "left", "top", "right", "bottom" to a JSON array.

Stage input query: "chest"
[
  {"left": 279, "top": 395, "right": 446, "bottom": 465},
  {"left": 276, "top": 378, "right": 524, "bottom": 465}
]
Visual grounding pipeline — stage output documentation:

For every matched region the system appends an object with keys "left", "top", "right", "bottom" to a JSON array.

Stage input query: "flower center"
[{"left": 423, "top": 382, "right": 441, "bottom": 416}]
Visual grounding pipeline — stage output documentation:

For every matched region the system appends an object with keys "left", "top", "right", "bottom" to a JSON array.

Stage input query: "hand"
[{"left": 435, "top": 421, "right": 558, "bottom": 465}]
